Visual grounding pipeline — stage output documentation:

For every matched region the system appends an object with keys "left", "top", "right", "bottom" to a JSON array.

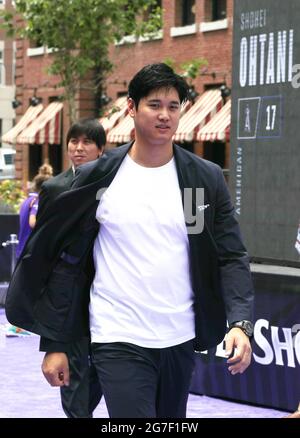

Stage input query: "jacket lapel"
[{"left": 173, "top": 144, "right": 209, "bottom": 231}]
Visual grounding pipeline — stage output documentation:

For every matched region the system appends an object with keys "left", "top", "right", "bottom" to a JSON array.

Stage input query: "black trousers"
[
  {"left": 61, "top": 337, "right": 102, "bottom": 418},
  {"left": 91, "top": 340, "right": 195, "bottom": 418}
]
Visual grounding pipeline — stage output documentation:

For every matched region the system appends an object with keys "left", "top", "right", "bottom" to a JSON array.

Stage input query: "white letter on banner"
[
  {"left": 240, "top": 38, "right": 248, "bottom": 87},
  {"left": 259, "top": 34, "right": 267, "bottom": 85},
  {"left": 249, "top": 35, "right": 258, "bottom": 86},
  {"left": 271, "top": 326, "right": 295, "bottom": 367},
  {"left": 266, "top": 33, "right": 275, "bottom": 84},
  {"left": 253, "top": 319, "right": 274, "bottom": 365},
  {"left": 294, "top": 330, "right": 300, "bottom": 365},
  {"left": 276, "top": 31, "right": 286, "bottom": 83}
]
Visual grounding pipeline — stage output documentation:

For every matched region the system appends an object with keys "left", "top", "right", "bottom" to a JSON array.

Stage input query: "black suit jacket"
[
  {"left": 5, "top": 143, "right": 254, "bottom": 352},
  {"left": 37, "top": 167, "right": 74, "bottom": 220}
]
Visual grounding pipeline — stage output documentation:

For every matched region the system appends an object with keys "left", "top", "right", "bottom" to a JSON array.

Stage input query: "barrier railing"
[
  {"left": 1, "top": 234, "right": 19, "bottom": 276},
  {"left": 0, "top": 234, "right": 19, "bottom": 307}
]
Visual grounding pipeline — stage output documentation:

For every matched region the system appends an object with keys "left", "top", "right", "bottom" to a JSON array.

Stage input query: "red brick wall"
[{"left": 106, "top": 0, "right": 233, "bottom": 100}]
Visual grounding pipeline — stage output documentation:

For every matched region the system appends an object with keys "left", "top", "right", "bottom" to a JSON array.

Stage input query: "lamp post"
[
  {"left": 188, "top": 85, "right": 199, "bottom": 103},
  {"left": 12, "top": 99, "right": 21, "bottom": 109},
  {"left": 220, "top": 84, "right": 231, "bottom": 104}
]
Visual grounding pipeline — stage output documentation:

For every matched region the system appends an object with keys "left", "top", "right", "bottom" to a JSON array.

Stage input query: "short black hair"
[
  {"left": 66, "top": 118, "right": 106, "bottom": 150},
  {"left": 128, "top": 63, "right": 189, "bottom": 109}
]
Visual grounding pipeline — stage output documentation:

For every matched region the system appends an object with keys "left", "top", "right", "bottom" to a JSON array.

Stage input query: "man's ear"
[{"left": 128, "top": 98, "right": 136, "bottom": 117}]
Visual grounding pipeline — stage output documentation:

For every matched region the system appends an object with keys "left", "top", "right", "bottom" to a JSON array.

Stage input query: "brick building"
[
  {"left": 106, "top": 0, "right": 232, "bottom": 175},
  {"left": 2, "top": 0, "right": 233, "bottom": 184},
  {"left": 108, "top": 0, "right": 232, "bottom": 100}
]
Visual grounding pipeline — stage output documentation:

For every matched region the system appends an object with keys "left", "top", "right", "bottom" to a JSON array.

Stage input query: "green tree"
[
  {"left": 164, "top": 58, "right": 208, "bottom": 85},
  {"left": 0, "top": 0, "right": 162, "bottom": 122},
  {"left": 163, "top": 58, "right": 208, "bottom": 102}
]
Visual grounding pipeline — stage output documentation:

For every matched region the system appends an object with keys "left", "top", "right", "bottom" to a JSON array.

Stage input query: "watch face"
[
  {"left": 232, "top": 320, "right": 253, "bottom": 336},
  {"left": 242, "top": 321, "right": 253, "bottom": 336}
]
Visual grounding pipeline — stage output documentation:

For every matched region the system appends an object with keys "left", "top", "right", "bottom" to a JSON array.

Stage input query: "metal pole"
[{"left": 1, "top": 234, "right": 19, "bottom": 276}]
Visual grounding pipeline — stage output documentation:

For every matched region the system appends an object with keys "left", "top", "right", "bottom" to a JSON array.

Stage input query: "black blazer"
[
  {"left": 37, "top": 167, "right": 74, "bottom": 220},
  {"left": 5, "top": 143, "right": 254, "bottom": 352}
]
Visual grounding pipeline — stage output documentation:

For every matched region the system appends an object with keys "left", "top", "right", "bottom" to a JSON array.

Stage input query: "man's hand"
[
  {"left": 41, "top": 352, "right": 69, "bottom": 387},
  {"left": 225, "top": 328, "right": 252, "bottom": 375}
]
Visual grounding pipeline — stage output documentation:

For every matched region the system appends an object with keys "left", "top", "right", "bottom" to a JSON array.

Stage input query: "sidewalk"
[{"left": 0, "top": 309, "right": 290, "bottom": 418}]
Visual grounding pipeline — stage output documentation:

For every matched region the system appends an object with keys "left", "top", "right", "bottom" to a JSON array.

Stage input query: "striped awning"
[
  {"left": 17, "top": 102, "right": 63, "bottom": 144},
  {"left": 197, "top": 99, "right": 231, "bottom": 142},
  {"left": 100, "top": 96, "right": 128, "bottom": 133},
  {"left": 1, "top": 104, "right": 44, "bottom": 144},
  {"left": 173, "top": 89, "right": 223, "bottom": 142},
  {"left": 107, "top": 113, "right": 135, "bottom": 144}
]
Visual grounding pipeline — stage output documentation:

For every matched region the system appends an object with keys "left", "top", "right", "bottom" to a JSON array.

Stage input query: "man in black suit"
[
  {"left": 6, "top": 64, "right": 254, "bottom": 418},
  {"left": 37, "top": 118, "right": 106, "bottom": 418}
]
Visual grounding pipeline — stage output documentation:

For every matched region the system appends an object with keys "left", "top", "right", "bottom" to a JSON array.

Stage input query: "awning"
[
  {"left": 1, "top": 104, "right": 44, "bottom": 144},
  {"left": 17, "top": 102, "right": 63, "bottom": 144},
  {"left": 106, "top": 100, "right": 192, "bottom": 145},
  {"left": 197, "top": 99, "right": 231, "bottom": 142},
  {"left": 173, "top": 89, "right": 223, "bottom": 142},
  {"left": 107, "top": 113, "right": 135, "bottom": 144},
  {"left": 100, "top": 96, "right": 128, "bottom": 133}
]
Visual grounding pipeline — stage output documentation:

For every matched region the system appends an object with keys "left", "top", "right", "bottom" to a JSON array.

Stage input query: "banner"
[
  {"left": 190, "top": 269, "right": 300, "bottom": 411},
  {"left": 230, "top": 0, "right": 300, "bottom": 265}
]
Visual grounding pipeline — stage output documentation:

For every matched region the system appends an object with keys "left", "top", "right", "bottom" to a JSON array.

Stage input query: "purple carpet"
[{"left": 0, "top": 309, "right": 290, "bottom": 418}]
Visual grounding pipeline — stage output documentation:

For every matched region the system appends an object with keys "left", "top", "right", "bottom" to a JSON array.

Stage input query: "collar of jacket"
[
  {"left": 72, "top": 141, "right": 212, "bottom": 233},
  {"left": 72, "top": 142, "right": 212, "bottom": 238},
  {"left": 72, "top": 141, "right": 205, "bottom": 190}
]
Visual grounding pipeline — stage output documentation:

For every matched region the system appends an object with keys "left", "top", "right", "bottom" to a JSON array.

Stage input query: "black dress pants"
[
  {"left": 60, "top": 336, "right": 102, "bottom": 418},
  {"left": 91, "top": 339, "right": 195, "bottom": 418}
]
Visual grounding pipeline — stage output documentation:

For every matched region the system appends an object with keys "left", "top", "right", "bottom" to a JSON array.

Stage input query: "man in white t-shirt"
[{"left": 6, "top": 63, "right": 254, "bottom": 418}]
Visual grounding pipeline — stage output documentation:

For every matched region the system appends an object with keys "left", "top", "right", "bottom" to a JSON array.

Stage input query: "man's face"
[
  {"left": 67, "top": 135, "right": 102, "bottom": 167},
  {"left": 128, "top": 87, "right": 181, "bottom": 145}
]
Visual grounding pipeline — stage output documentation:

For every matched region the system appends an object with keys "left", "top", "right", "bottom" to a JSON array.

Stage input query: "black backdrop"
[{"left": 230, "top": 0, "right": 300, "bottom": 266}]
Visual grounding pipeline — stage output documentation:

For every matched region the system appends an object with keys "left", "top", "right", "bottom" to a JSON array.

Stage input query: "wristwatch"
[{"left": 229, "top": 320, "right": 254, "bottom": 337}]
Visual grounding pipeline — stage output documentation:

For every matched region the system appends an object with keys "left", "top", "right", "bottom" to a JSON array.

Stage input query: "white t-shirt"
[{"left": 90, "top": 153, "right": 195, "bottom": 348}]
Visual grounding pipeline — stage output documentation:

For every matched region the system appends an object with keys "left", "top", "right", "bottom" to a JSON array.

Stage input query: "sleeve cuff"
[{"left": 39, "top": 337, "right": 70, "bottom": 353}]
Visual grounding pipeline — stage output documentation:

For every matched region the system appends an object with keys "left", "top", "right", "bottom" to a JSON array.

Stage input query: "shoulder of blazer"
[
  {"left": 173, "top": 143, "right": 221, "bottom": 172},
  {"left": 43, "top": 168, "right": 73, "bottom": 194},
  {"left": 173, "top": 143, "right": 222, "bottom": 190}
]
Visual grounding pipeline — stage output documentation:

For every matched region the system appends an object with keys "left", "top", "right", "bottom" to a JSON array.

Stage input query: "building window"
[
  {"left": 29, "top": 31, "right": 43, "bottom": 49},
  {"left": 205, "top": 0, "right": 226, "bottom": 22},
  {"left": 200, "top": 0, "right": 227, "bottom": 32},
  {"left": 0, "top": 0, "right": 5, "bottom": 8},
  {"left": 27, "top": 30, "right": 47, "bottom": 56},
  {"left": 212, "top": 0, "right": 226, "bottom": 21},
  {"left": 143, "top": 0, "right": 162, "bottom": 21},
  {"left": 175, "top": 0, "right": 196, "bottom": 27},
  {"left": 140, "top": 0, "right": 163, "bottom": 41},
  {"left": 182, "top": 0, "right": 195, "bottom": 26},
  {"left": 171, "top": 0, "right": 196, "bottom": 37}
]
